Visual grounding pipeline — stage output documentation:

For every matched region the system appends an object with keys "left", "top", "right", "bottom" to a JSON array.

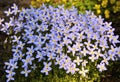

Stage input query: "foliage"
[
  {"left": 30, "top": 0, "right": 120, "bottom": 19},
  {"left": 94, "top": 0, "right": 120, "bottom": 19},
  {"left": 30, "top": 0, "right": 95, "bottom": 13},
  {"left": 0, "top": 4, "right": 120, "bottom": 82}
]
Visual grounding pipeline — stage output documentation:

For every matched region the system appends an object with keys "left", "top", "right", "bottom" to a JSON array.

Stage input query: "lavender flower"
[{"left": 1, "top": 4, "right": 120, "bottom": 82}]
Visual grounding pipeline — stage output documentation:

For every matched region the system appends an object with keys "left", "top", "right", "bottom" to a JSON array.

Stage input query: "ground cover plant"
[
  {"left": 0, "top": 3, "right": 120, "bottom": 82},
  {"left": 94, "top": 0, "right": 120, "bottom": 19},
  {"left": 31, "top": 0, "right": 95, "bottom": 13}
]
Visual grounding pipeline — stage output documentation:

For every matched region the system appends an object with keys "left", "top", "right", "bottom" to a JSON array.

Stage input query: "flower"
[
  {"left": 26, "top": 46, "right": 35, "bottom": 56},
  {"left": 0, "top": 18, "right": 4, "bottom": 25},
  {"left": 31, "top": 64, "right": 37, "bottom": 70},
  {"left": 108, "top": 50, "right": 115, "bottom": 61},
  {"left": 104, "top": 9, "right": 110, "bottom": 18},
  {"left": 11, "top": 3, "right": 20, "bottom": 15},
  {"left": 21, "top": 68, "right": 31, "bottom": 77},
  {"left": 67, "top": 44, "right": 79, "bottom": 56},
  {"left": 79, "top": 67, "right": 89, "bottom": 77},
  {"left": 4, "top": 20, "right": 14, "bottom": 29},
  {"left": 95, "top": 49, "right": 103, "bottom": 59},
  {"left": 6, "top": 74, "right": 15, "bottom": 82},
  {"left": 84, "top": 40, "right": 92, "bottom": 49},
  {"left": 89, "top": 55, "right": 97, "bottom": 62},
  {"left": 12, "top": 35, "right": 21, "bottom": 43},
  {"left": 97, "top": 63, "right": 107, "bottom": 72},
  {"left": 18, "top": 52, "right": 25, "bottom": 60},
  {"left": 36, "top": 51, "right": 44, "bottom": 62},
  {"left": 66, "top": 62, "right": 79, "bottom": 74},
  {"left": 12, "top": 47, "right": 20, "bottom": 55},
  {"left": 6, "top": 69, "right": 15, "bottom": 76},
  {"left": 41, "top": 62, "right": 52, "bottom": 75},
  {"left": 17, "top": 41, "right": 25, "bottom": 49},
  {"left": 1, "top": 4, "right": 120, "bottom": 82},
  {"left": 55, "top": 56, "right": 61, "bottom": 65},
  {"left": 22, "top": 55, "right": 34, "bottom": 68},
  {"left": 94, "top": 4, "right": 101, "bottom": 9},
  {"left": 73, "top": 56, "right": 82, "bottom": 65},
  {"left": 6, "top": 68, "right": 16, "bottom": 82},
  {"left": 47, "top": 52, "right": 56, "bottom": 61},
  {"left": 63, "top": 37, "right": 72, "bottom": 46},
  {"left": 11, "top": 62, "right": 18, "bottom": 70},
  {"left": 5, "top": 59, "right": 14, "bottom": 69},
  {"left": 4, "top": 8, "right": 13, "bottom": 16},
  {"left": 82, "top": 60, "right": 88, "bottom": 67},
  {"left": 81, "top": 48, "right": 89, "bottom": 56},
  {"left": 101, "top": 55, "right": 109, "bottom": 65},
  {"left": 43, "top": 62, "right": 52, "bottom": 69}
]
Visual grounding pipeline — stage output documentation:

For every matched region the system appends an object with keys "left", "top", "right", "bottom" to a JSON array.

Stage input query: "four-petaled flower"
[
  {"left": 4, "top": 8, "right": 13, "bottom": 16},
  {"left": 79, "top": 67, "right": 89, "bottom": 77},
  {"left": 22, "top": 55, "right": 34, "bottom": 67},
  {"left": 97, "top": 63, "right": 107, "bottom": 72},
  {"left": 73, "top": 56, "right": 82, "bottom": 65},
  {"left": 0, "top": 18, "right": 4, "bottom": 25},
  {"left": 21, "top": 68, "right": 31, "bottom": 77},
  {"left": 11, "top": 3, "right": 20, "bottom": 15},
  {"left": 66, "top": 62, "right": 79, "bottom": 74},
  {"left": 41, "top": 62, "right": 52, "bottom": 75}
]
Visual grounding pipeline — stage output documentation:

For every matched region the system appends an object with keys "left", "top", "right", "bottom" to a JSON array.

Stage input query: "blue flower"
[
  {"left": 31, "top": 64, "right": 37, "bottom": 70},
  {"left": 41, "top": 62, "right": 52, "bottom": 75},
  {"left": 55, "top": 56, "right": 61, "bottom": 65},
  {"left": 81, "top": 48, "right": 89, "bottom": 56},
  {"left": 66, "top": 62, "right": 79, "bottom": 74},
  {"left": 11, "top": 3, "right": 20, "bottom": 15},
  {"left": 5, "top": 59, "right": 15, "bottom": 69},
  {"left": 4, "top": 20, "right": 14, "bottom": 29},
  {"left": 107, "top": 50, "right": 115, "bottom": 61},
  {"left": 36, "top": 51, "right": 44, "bottom": 62},
  {"left": 101, "top": 55, "right": 109, "bottom": 65},
  {"left": 4, "top": 8, "right": 13, "bottom": 16},
  {"left": 97, "top": 63, "right": 107, "bottom": 72},
  {"left": 11, "top": 62, "right": 18, "bottom": 70},
  {"left": 95, "top": 49, "right": 103, "bottom": 59},
  {"left": 21, "top": 68, "right": 31, "bottom": 77},
  {"left": 1, "top": 4, "right": 120, "bottom": 81},
  {"left": 18, "top": 51, "right": 25, "bottom": 60},
  {"left": 67, "top": 44, "right": 79, "bottom": 56},
  {"left": 6, "top": 74, "right": 15, "bottom": 82},
  {"left": 14, "top": 21, "right": 24, "bottom": 34},
  {"left": 34, "top": 37, "right": 44, "bottom": 50},
  {"left": 22, "top": 55, "right": 34, "bottom": 68},
  {"left": 26, "top": 46, "right": 35, "bottom": 56},
  {"left": 17, "top": 41, "right": 25, "bottom": 49},
  {"left": 12, "top": 47, "right": 20, "bottom": 55},
  {"left": 47, "top": 52, "right": 56, "bottom": 61},
  {"left": 6, "top": 69, "right": 16, "bottom": 78},
  {"left": 12, "top": 35, "right": 21, "bottom": 43},
  {"left": 0, "top": 18, "right": 4, "bottom": 25}
]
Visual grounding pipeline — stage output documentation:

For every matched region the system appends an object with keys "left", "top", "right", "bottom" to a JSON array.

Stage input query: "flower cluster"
[
  {"left": 30, "top": 0, "right": 120, "bottom": 19},
  {"left": 94, "top": 0, "right": 120, "bottom": 18},
  {"left": 0, "top": 4, "right": 120, "bottom": 82},
  {"left": 30, "top": 0, "right": 95, "bottom": 13}
]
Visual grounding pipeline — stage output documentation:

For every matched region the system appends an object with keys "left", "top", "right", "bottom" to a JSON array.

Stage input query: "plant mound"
[{"left": 0, "top": 4, "right": 120, "bottom": 82}]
